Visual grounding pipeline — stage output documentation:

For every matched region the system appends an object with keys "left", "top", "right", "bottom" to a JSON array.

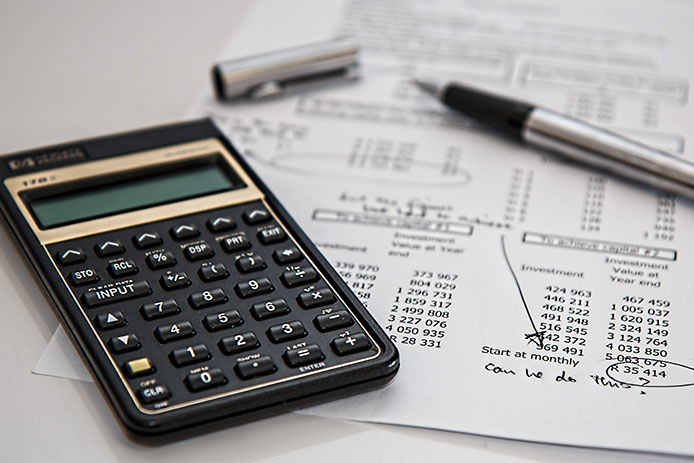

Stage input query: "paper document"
[{"left": 36, "top": 0, "right": 694, "bottom": 456}]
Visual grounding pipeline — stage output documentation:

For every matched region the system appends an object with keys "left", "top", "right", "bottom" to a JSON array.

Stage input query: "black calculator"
[{"left": 0, "top": 120, "right": 398, "bottom": 435}]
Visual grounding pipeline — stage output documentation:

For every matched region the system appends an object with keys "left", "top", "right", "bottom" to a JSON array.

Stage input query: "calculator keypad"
[{"left": 49, "top": 200, "right": 378, "bottom": 411}]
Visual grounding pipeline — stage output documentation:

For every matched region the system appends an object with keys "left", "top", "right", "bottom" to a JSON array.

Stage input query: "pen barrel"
[{"left": 522, "top": 108, "right": 694, "bottom": 196}]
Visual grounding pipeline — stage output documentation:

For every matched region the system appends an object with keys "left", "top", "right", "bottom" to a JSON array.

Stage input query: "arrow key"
[
  {"left": 133, "top": 232, "right": 162, "bottom": 249},
  {"left": 273, "top": 247, "right": 303, "bottom": 264},
  {"left": 243, "top": 209, "right": 271, "bottom": 225},
  {"left": 108, "top": 333, "right": 141, "bottom": 353},
  {"left": 95, "top": 240, "right": 124, "bottom": 257},
  {"left": 56, "top": 248, "right": 86, "bottom": 265},
  {"left": 94, "top": 311, "right": 126, "bottom": 330},
  {"left": 170, "top": 223, "right": 199, "bottom": 241}
]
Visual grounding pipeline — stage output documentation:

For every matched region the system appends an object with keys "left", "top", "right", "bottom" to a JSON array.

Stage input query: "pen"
[{"left": 413, "top": 78, "right": 694, "bottom": 199}]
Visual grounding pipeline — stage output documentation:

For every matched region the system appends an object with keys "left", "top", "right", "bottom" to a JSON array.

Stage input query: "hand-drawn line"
[
  {"left": 606, "top": 357, "right": 694, "bottom": 389},
  {"left": 500, "top": 235, "right": 545, "bottom": 348}
]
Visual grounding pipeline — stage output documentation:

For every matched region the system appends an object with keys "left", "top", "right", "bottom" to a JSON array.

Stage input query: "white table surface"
[{"left": 0, "top": 2, "right": 690, "bottom": 461}]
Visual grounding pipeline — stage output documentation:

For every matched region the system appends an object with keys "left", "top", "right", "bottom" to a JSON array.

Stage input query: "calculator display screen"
[{"left": 29, "top": 162, "right": 242, "bottom": 228}]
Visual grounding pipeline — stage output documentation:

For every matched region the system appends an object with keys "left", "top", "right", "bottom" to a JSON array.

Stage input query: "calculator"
[{"left": 0, "top": 119, "right": 398, "bottom": 435}]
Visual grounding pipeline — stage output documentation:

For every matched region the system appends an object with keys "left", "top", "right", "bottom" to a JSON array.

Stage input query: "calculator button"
[
  {"left": 81, "top": 280, "right": 152, "bottom": 308},
  {"left": 94, "top": 311, "right": 126, "bottom": 330},
  {"left": 155, "top": 321, "right": 195, "bottom": 343},
  {"left": 198, "top": 263, "right": 229, "bottom": 282},
  {"left": 108, "top": 259, "right": 138, "bottom": 278},
  {"left": 69, "top": 268, "right": 99, "bottom": 286},
  {"left": 243, "top": 209, "right": 271, "bottom": 225},
  {"left": 297, "top": 288, "right": 336, "bottom": 309},
  {"left": 124, "top": 357, "right": 155, "bottom": 378},
  {"left": 189, "top": 288, "right": 228, "bottom": 309},
  {"left": 137, "top": 384, "right": 170, "bottom": 404},
  {"left": 170, "top": 224, "right": 199, "bottom": 241},
  {"left": 56, "top": 248, "right": 86, "bottom": 265},
  {"left": 203, "top": 310, "right": 243, "bottom": 331},
  {"left": 170, "top": 343, "right": 210, "bottom": 367},
  {"left": 280, "top": 265, "right": 319, "bottom": 287},
  {"left": 284, "top": 344, "right": 324, "bottom": 368},
  {"left": 140, "top": 300, "right": 180, "bottom": 320},
  {"left": 207, "top": 216, "right": 236, "bottom": 233},
  {"left": 235, "top": 278, "right": 274, "bottom": 298},
  {"left": 273, "top": 247, "right": 303, "bottom": 264},
  {"left": 185, "top": 368, "right": 226, "bottom": 392},
  {"left": 267, "top": 321, "right": 307, "bottom": 343},
  {"left": 235, "top": 356, "right": 276, "bottom": 379},
  {"left": 95, "top": 240, "right": 124, "bottom": 257},
  {"left": 160, "top": 271, "right": 192, "bottom": 291},
  {"left": 314, "top": 310, "right": 354, "bottom": 332},
  {"left": 146, "top": 250, "right": 176, "bottom": 269},
  {"left": 257, "top": 226, "right": 286, "bottom": 245},
  {"left": 133, "top": 232, "right": 162, "bottom": 249},
  {"left": 219, "top": 332, "right": 259, "bottom": 355},
  {"left": 250, "top": 298, "right": 290, "bottom": 320},
  {"left": 235, "top": 255, "right": 266, "bottom": 273},
  {"left": 221, "top": 235, "right": 251, "bottom": 253},
  {"left": 331, "top": 333, "right": 372, "bottom": 356},
  {"left": 108, "top": 333, "right": 141, "bottom": 353},
  {"left": 183, "top": 241, "right": 214, "bottom": 261}
]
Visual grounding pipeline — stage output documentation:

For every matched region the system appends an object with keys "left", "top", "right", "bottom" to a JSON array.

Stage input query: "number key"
[
  {"left": 235, "top": 278, "right": 273, "bottom": 298},
  {"left": 140, "top": 300, "right": 180, "bottom": 320},
  {"left": 218, "top": 332, "right": 259, "bottom": 355},
  {"left": 170, "top": 344, "right": 210, "bottom": 367},
  {"left": 204, "top": 310, "right": 243, "bottom": 332},
  {"left": 185, "top": 368, "right": 226, "bottom": 392},
  {"left": 250, "top": 298, "right": 290, "bottom": 320},
  {"left": 189, "top": 288, "right": 227, "bottom": 309},
  {"left": 267, "top": 321, "right": 307, "bottom": 343},
  {"left": 155, "top": 321, "right": 195, "bottom": 343}
]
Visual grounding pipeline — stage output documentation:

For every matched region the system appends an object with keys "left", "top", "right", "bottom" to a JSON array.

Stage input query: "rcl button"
[
  {"left": 69, "top": 268, "right": 99, "bottom": 286},
  {"left": 108, "top": 260, "right": 138, "bottom": 278},
  {"left": 137, "top": 384, "right": 170, "bottom": 404}
]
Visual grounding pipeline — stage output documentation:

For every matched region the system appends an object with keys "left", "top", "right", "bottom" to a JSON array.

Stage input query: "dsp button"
[
  {"left": 185, "top": 368, "right": 226, "bottom": 392},
  {"left": 56, "top": 248, "right": 85, "bottom": 265},
  {"left": 314, "top": 310, "right": 354, "bottom": 332},
  {"left": 133, "top": 232, "right": 162, "bottom": 249},
  {"left": 235, "top": 356, "right": 276, "bottom": 379},
  {"left": 267, "top": 321, "right": 307, "bottom": 343},
  {"left": 137, "top": 384, "right": 170, "bottom": 404},
  {"left": 284, "top": 344, "right": 324, "bottom": 368},
  {"left": 297, "top": 288, "right": 336, "bottom": 309},
  {"left": 95, "top": 240, "right": 124, "bottom": 257},
  {"left": 280, "top": 265, "right": 318, "bottom": 287},
  {"left": 331, "top": 333, "right": 372, "bottom": 356},
  {"left": 108, "top": 259, "right": 138, "bottom": 278},
  {"left": 81, "top": 281, "right": 152, "bottom": 308},
  {"left": 69, "top": 268, "right": 99, "bottom": 286},
  {"left": 183, "top": 241, "right": 214, "bottom": 261},
  {"left": 170, "top": 224, "right": 199, "bottom": 241},
  {"left": 257, "top": 226, "right": 286, "bottom": 245}
]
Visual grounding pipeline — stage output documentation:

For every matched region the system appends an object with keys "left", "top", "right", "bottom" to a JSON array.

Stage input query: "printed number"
[
  {"left": 170, "top": 324, "right": 180, "bottom": 334},
  {"left": 154, "top": 301, "right": 163, "bottom": 312},
  {"left": 235, "top": 334, "right": 246, "bottom": 346},
  {"left": 266, "top": 301, "right": 276, "bottom": 312},
  {"left": 282, "top": 323, "right": 293, "bottom": 334},
  {"left": 186, "top": 346, "right": 196, "bottom": 358},
  {"left": 218, "top": 313, "right": 228, "bottom": 323},
  {"left": 249, "top": 280, "right": 259, "bottom": 290},
  {"left": 200, "top": 372, "right": 211, "bottom": 383},
  {"left": 203, "top": 291, "right": 213, "bottom": 301}
]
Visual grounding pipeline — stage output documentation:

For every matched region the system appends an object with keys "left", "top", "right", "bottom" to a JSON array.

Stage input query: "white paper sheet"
[{"left": 35, "top": 0, "right": 694, "bottom": 456}]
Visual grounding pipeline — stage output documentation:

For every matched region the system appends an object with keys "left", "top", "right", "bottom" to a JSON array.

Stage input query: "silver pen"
[{"left": 413, "top": 78, "right": 694, "bottom": 199}]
